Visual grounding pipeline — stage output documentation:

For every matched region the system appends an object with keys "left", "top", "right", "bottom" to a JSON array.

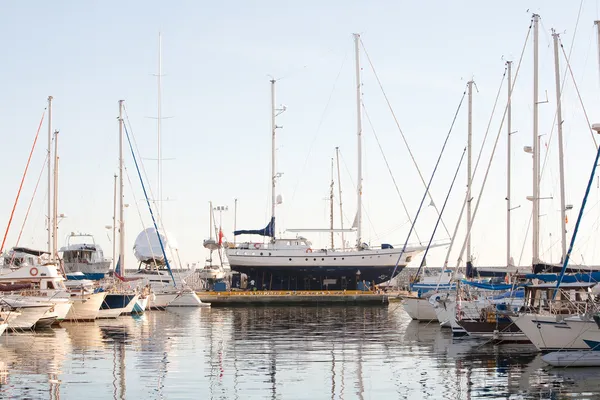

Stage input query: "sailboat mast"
[
  {"left": 52, "top": 130, "right": 59, "bottom": 259},
  {"left": 552, "top": 30, "right": 568, "bottom": 262},
  {"left": 47, "top": 96, "right": 53, "bottom": 257},
  {"left": 330, "top": 157, "right": 334, "bottom": 249},
  {"left": 335, "top": 147, "right": 345, "bottom": 250},
  {"left": 112, "top": 173, "right": 117, "bottom": 270},
  {"left": 506, "top": 60, "right": 513, "bottom": 267},
  {"left": 209, "top": 201, "right": 214, "bottom": 240},
  {"left": 353, "top": 33, "right": 363, "bottom": 249},
  {"left": 233, "top": 198, "right": 238, "bottom": 246},
  {"left": 118, "top": 100, "right": 125, "bottom": 273},
  {"left": 157, "top": 32, "right": 163, "bottom": 217},
  {"left": 532, "top": 14, "right": 541, "bottom": 267},
  {"left": 466, "top": 80, "right": 473, "bottom": 271},
  {"left": 270, "top": 79, "right": 277, "bottom": 241}
]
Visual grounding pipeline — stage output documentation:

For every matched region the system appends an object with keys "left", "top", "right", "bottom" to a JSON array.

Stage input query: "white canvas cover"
[{"left": 133, "top": 227, "right": 178, "bottom": 264}]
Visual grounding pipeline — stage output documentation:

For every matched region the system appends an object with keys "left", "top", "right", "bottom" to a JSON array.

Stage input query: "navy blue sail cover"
[{"left": 233, "top": 217, "right": 275, "bottom": 237}]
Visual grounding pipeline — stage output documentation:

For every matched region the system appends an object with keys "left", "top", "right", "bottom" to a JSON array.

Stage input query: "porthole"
[
  {"left": 289, "top": 258, "right": 292, "bottom": 261},
  {"left": 260, "top": 252, "right": 263, "bottom": 256}
]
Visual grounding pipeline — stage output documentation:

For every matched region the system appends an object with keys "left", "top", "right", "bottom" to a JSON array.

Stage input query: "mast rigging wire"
[{"left": 0, "top": 110, "right": 46, "bottom": 254}]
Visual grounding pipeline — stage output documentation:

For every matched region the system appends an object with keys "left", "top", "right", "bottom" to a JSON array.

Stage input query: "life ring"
[
  {"left": 30, "top": 267, "right": 39, "bottom": 276},
  {"left": 306, "top": 248, "right": 313, "bottom": 253},
  {"left": 254, "top": 243, "right": 260, "bottom": 249}
]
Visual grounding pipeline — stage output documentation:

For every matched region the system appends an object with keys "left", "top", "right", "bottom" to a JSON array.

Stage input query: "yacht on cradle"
[
  {"left": 60, "top": 233, "right": 111, "bottom": 281},
  {"left": 225, "top": 35, "right": 429, "bottom": 291}
]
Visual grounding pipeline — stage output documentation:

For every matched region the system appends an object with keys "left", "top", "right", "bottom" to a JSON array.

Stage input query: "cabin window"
[
  {"left": 406, "top": 256, "right": 412, "bottom": 262},
  {"left": 47, "top": 281, "right": 55, "bottom": 289}
]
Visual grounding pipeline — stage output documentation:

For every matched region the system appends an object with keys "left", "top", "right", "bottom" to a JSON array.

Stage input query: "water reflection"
[{"left": 0, "top": 307, "right": 598, "bottom": 399}]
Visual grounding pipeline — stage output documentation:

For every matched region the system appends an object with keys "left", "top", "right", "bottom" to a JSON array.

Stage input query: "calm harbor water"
[{"left": 0, "top": 305, "right": 599, "bottom": 399}]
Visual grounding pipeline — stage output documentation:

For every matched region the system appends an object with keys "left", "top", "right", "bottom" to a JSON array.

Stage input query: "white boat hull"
[
  {"left": 510, "top": 314, "right": 594, "bottom": 351},
  {"left": 542, "top": 351, "right": 600, "bottom": 367},
  {"left": 64, "top": 292, "right": 106, "bottom": 321},
  {"left": 121, "top": 294, "right": 140, "bottom": 314},
  {"left": 402, "top": 297, "right": 437, "bottom": 321},
  {"left": 168, "top": 291, "right": 210, "bottom": 307},
  {"left": 8, "top": 305, "right": 52, "bottom": 330},
  {"left": 97, "top": 307, "right": 122, "bottom": 319},
  {"left": 148, "top": 292, "right": 178, "bottom": 309},
  {"left": 132, "top": 296, "right": 149, "bottom": 314}
]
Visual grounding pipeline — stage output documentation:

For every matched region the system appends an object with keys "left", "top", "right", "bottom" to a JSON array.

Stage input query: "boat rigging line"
[
  {"left": 0, "top": 109, "right": 46, "bottom": 254},
  {"left": 388, "top": 83, "right": 467, "bottom": 281},
  {"left": 516, "top": 10, "right": 592, "bottom": 267},
  {"left": 412, "top": 147, "right": 467, "bottom": 284},
  {"left": 359, "top": 37, "right": 451, "bottom": 238},
  {"left": 15, "top": 153, "right": 48, "bottom": 249},
  {"left": 453, "top": 16, "right": 532, "bottom": 270},
  {"left": 559, "top": 35, "right": 599, "bottom": 150},
  {"left": 122, "top": 116, "right": 176, "bottom": 287},
  {"left": 361, "top": 104, "right": 421, "bottom": 244}
]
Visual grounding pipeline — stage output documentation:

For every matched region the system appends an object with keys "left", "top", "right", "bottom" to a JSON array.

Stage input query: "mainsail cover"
[{"left": 233, "top": 217, "right": 275, "bottom": 237}]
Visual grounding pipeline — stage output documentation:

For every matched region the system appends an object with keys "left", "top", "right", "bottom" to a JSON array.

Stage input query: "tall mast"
[
  {"left": 118, "top": 100, "right": 125, "bottom": 273},
  {"left": 506, "top": 61, "right": 513, "bottom": 267},
  {"left": 52, "top": 130, "right": 59, "bottom": 259},
  {"left": 270, "top": 79, "right": 277, "bottom": 241},
  {"left": 532, "top": 14, "right": 541, "bottom": 267},
  {"left": 209, "top": 201, "right": 214, "bottom": 239},
  {"left": 157, "top": 32, "right": 163, "bottom": 217},
  {"left": 329, "top": 157, "right": 335, "bottom": 249},
  {"left": 353, "top": 33, "right": 363, "bottom": 249},
  {"left": 112, "top": 173, "right": 117, "bottom": 270},
  {"left": 47, "top": 96, "right": 53, "bottom": 256},
  {"left": 335, "top": 147, "right": 345, "bottom": 250},
  {"left": 552, "top": 30, "right": 568, "bottom": 262},
  {"left": 466, "top": 80, "right": 473, "bottom": 271},
  {"left": 233, "top": 198, "right": 238, "bottom": 246}
]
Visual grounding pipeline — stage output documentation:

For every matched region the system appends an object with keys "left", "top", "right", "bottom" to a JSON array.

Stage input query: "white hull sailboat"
[
  {"left": 64, "top": 291, "right": 106, "bottom": 322},
  {"left": 168, "top": 290, "right": 210, "bottom": 308},
  {"left": 225, "top": 35, "right": 429, "bottom": 291},
  {"left": 402, "top": 297, "right": 438, "bottom": 322}
]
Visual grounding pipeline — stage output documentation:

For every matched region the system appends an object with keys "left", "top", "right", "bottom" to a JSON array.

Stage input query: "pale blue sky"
[{"left": 1, "top": 1, "right": 600, "bottom": 270}]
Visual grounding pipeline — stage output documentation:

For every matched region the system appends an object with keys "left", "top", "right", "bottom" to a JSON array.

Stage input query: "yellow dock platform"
[{"left": 195, "top": 290, "right": 389, "bottom": 306}]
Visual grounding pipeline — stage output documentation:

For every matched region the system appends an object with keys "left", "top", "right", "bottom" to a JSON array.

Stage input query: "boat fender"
[
  {"left": 30, "top": 267, "right": 39, "bottom": 276},
  {"left": 306, "top": 248, "right": 313, "bottom": 253}
]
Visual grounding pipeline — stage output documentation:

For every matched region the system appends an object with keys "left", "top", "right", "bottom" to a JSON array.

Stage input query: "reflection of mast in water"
[
  {"left": 355, "top": 332, "right": 364, "bottom": 400},
  {"left": 330, "top": 346, "right": 336, "bottom": 400},
  {"left": 269, "top": 336, "right": 277, "bottom": 400}
]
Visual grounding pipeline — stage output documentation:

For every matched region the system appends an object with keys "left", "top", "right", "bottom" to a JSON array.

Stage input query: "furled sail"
[{"left": 233, "top": 217, "right": 275, "bottom": 237}]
